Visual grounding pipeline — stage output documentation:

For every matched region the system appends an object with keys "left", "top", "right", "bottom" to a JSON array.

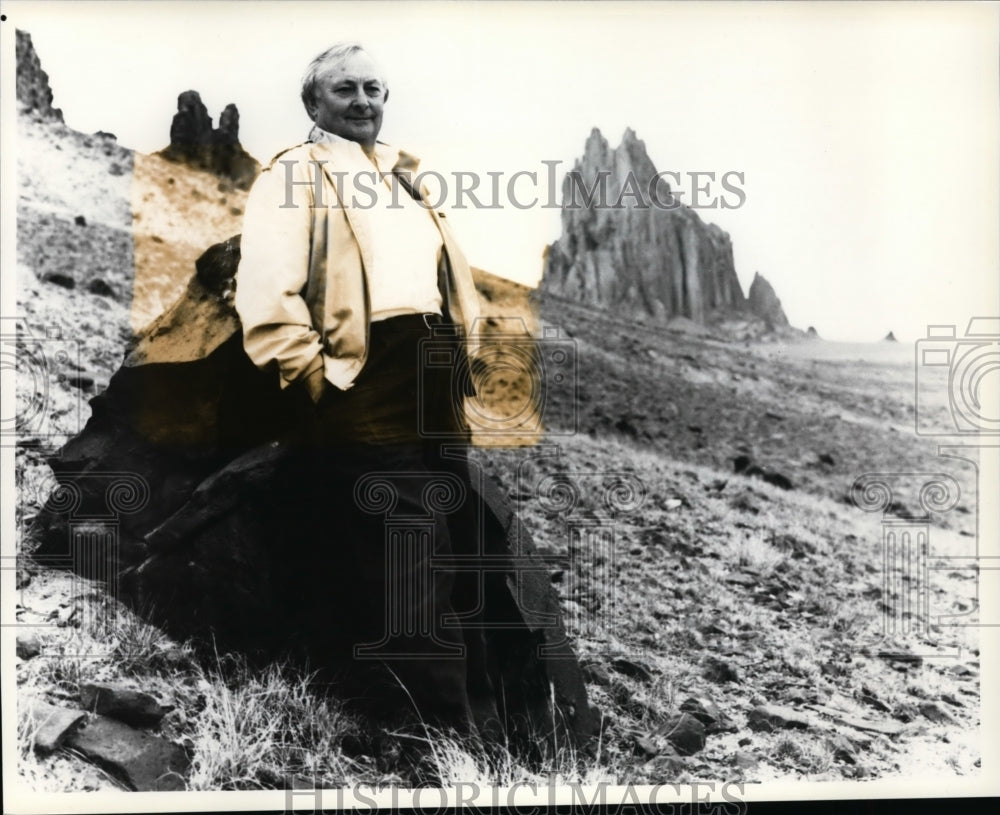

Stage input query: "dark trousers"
[{"left": 291, "top": 314, "right": 499, "bottom": 739}]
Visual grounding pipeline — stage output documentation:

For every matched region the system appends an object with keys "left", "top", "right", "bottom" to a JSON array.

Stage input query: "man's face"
[{"left": 308, "top": 51, "right": 387, "bottom": 149}]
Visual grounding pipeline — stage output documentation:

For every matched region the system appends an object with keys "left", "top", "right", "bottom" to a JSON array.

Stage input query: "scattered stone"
[
  {"left": 878, "top": 650, "right": 924, "bottom": 670},
  {"left": 79, "top": 682, "right": 166, "bottom": 728},
  {"left": 65, "top": 374, "right": 95, "bottom": 391},
  {"left": 731, "top": 749, "right": 758, "bottom": 770},
  {"left": 818, "top": 452, "right": 836, "bottom": 466},
  {"left": 858, "top": 686, "right": 891, "bottom": 713},
  {"left": 582, "top": 661, "right": 612, "bottom": 687},
  {"left": 919, "top": 701, "right": 956, "bottom": 725},
  {"left": 657, "top": 712, "right": 706, "bottom": 756},
  {"left": 108, "top": 162, "right": 126, "bottom": 176},
  {"left": 16, "top": 633, "right": 42, "bottom": 659},
  {"left": 66, "top": 715, "right": 189, "bottom": 791},
  {"left": 702, "top": 657, "right": 740, "bottom": 684},
  {"left": 632, "top": 734, "right": 659, "bottom": 758},
  {"left": 86, "top": 278, "right": 117, "bottom": 298},
  {"left": 610, "top": 657, "right": 655, "bottom": 683},
  {"left": 229, "top": 206, "right": 243, "bottom": 216},
  {"left": 941, "top": 693, "right": 964, "bottom": 708},
  {"left": 42, "top": 272, "right": 75, "bottom": 289},
  {"left": 746, "top": 704, "right": 813, "bottom": 732},
  {"left": 643, "top": 753, "right": 687, "bottom": 777},
  {"left": 827, "top": 734, "right": 858, "bottom": 764},
  {"left": 891, "top": 702, "right": 920, "bottom": 723},
  {"left": 737, "top": 736, "right": 752, "bottom": 747},
  {"left": 809, "top": 703, "right": 906, "bottom": 736},
  {"left": 679, "top": 695, "right": 724, "bottom": 732},
  {"left": 26, "top": 701, "right": 86, "bottom": 754},
  {"left": 74, "top": 215, "right": 87, "bottom": 227}
]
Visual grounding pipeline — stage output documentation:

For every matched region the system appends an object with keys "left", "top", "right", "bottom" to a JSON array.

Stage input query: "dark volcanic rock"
[
  {"left": 15, "top": 30, "right": 64, "bottom": 123},
  {"left": 16, "top": 633, "right": 42, "bottom": 659},
  {"left": 32, "top": 236, "right": 598, "bottom": 756},
  {"left": 657, "top": 712, "right": 706, "bottom": 756},
  {"left": 79, "top": 683, "right": 167, "bottom": 728},
  {"left": 159, "top": 91, "right": 260, "bottom": 190},
  {"left": 746, "top": 704, "right": 813, "bottom": 732},
  {"left": 27, "top": 701, "right": 86, "bottom": 755},
  {"left": 747, "top": 271, "right": 790, "bottom": 328},
  {"left": 66, "top": 715, "right": 190, "bottom": 791}
]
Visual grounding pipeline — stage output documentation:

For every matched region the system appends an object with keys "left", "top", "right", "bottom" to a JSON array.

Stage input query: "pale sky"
[{"left": 4, "top": 0, "right": 998, "bottom": 341}]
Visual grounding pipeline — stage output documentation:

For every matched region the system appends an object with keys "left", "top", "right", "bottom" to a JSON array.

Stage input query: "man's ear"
[{"left": 383, "top": 87, "right": 390, "bottom": 104}]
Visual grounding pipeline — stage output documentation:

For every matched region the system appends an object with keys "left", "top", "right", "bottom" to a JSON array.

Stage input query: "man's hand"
[{"left": 304, "top": 365, "right": 327, "bottom": 404}]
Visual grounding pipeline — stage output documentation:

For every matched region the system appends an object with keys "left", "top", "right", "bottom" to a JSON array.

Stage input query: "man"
[{"left": 234, "top": 43, "right": 499, "bottom": 746}]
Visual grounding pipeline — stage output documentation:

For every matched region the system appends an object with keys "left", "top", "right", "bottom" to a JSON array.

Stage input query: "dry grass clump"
[{"left": 185, "top": 656, "right": 359, "bottom": 790}]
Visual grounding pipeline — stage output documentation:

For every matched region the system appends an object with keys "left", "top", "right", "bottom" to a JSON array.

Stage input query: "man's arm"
[{"left": 234, "top": 158, "right": 325, "bottom": 397}]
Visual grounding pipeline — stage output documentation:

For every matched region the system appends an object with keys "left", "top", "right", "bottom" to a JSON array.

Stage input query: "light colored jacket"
[{"left": 235, "top": 136, "right": 481, "bottom": 391}]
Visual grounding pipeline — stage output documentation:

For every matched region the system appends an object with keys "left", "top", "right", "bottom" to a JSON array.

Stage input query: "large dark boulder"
[{"left": 30, "top": 235, "right": 598, "bottom": 754}]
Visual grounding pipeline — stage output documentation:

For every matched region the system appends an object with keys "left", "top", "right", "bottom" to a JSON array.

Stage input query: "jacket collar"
[{"left": 306, "top": 124, "right": 417, "bottom": 176}]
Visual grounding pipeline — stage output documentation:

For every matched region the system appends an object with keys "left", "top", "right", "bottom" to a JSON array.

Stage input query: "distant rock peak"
[{"left": 542, "top": 128, "right": 790, "bottom": 331}]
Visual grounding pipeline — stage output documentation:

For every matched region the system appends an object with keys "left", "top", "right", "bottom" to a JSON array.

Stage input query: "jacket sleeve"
[{"left": 234, "top": 155, "right": 324, "bottom": 389}]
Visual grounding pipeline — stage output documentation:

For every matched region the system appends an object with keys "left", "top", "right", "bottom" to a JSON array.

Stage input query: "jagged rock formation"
[
  {"left": 542, "top": 128, "right": 789, "bottom": 329},
  {"left": 30, "top": 237, "right": 598, "bottom": 754},
  {"left": 159, "top": 91, "right": 259, "bottom": 190},
  {"left": 747, "top": 271, "right": 790, "bottom": 329},
  {"left": 15, "top": 30, "right": 63, "bottom": 122}
]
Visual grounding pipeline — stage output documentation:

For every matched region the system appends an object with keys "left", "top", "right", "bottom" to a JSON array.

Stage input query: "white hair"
[{"left": 300, "top": 42, "right": 388, "bottom": 119}]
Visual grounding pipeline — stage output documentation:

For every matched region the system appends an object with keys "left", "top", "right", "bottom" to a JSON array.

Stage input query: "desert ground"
[{"left": 11, "top": 106, "right": 983, "bottom": 791}]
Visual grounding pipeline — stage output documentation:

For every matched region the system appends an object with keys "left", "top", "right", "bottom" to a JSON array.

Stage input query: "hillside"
[{"left": 11, "top": 35, "right": 983, "bottom": 794}]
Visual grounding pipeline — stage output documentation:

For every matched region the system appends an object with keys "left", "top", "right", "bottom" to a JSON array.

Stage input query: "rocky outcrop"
[
  {"left": 542, "top": 128, "right": 789, "bottom": 330},
  {"left": 883, "top": 331, "right": 898, "bottom": 342},
  {"left": 30, "top": 236, "right": 598, "bottom": 755},
  {"left": 159, "top": 91, "right": 259, "bottom": 190},
  {"left": 747, "top": 271, "right": 790, "bottom": 328},
  {"left": 15, "top": 30, "right": 63, "bottom": 122}
]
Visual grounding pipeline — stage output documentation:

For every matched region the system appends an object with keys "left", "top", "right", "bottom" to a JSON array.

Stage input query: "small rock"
[
  {"left": 702, "top": 657, "right": 740, "bottom": 684},
  {"left": 731, "top": 749, "right": 758, "bottom": 770},
  {"left": 74, "top": 215, "right": 87, "bottom": 227},
  {"left": 79, "top": 682, "right": 166, "bottom": 728},
  {"left": 818, "top": 452, "right": 836, "bottom": 466},
  {"left": 229, "top": 206, "right": 243, "bottom": 216},
  {"left": 827, "top": 734, "right": 857, "bottom": 764},
  {"left": 108, "top": 162, "right": 126, "bottom": 176},
  {"left": 643, "top": 752, "right": 687, "bottom": 777},
  {"left": 858, "top": 686, "right": 891, "bottom": 713},
  {"left": 919, "top": 701, "right": 956, "bottom": 725},
  {"left": 16, "top": 633, "right": 42, "bottom": 659},
  {"left": 762, "top": 471, "right": 794, "bottom": 491},
  {"left": 679, "top": 695, "right": 725, "bottom": 732},
  {"left": 27, "top": 701, "right": 86, "bottom": 754},
  {"left": 66, "top": 715, "right": 189, "bottom": 791},
  {"left": 664, "top": 498, "right": 683, "bottom": 510},
  {"left": 746, "top": 704, "right": 812, "bottom": 732},
  {"left": 86, "top": 278, "right": 117, "bottom": 299},
  {"left": 632, "top": 734, "right": 659, "bottom": 758},
  {"left": 42, "top": 272, "right": 75, "bottom": 289},
  {"left": 610, "top": 657, "right": 655, "bottom": 683},
  {"left": 582, "top": 661, "right": 612, "bottom": 687},
  {"left": 65, "top": 374, "right": 95, "bottom": 391},
  {"left": 657, "top": 712, "right": 706, "bottom": 756},
  {"left": 941, "top": 694, "right": 964, "bottom": 708}
]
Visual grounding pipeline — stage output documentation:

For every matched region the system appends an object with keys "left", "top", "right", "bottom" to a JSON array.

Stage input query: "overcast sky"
[{"left": 4, "top": 0, "right": 998, "bottom": 341}]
